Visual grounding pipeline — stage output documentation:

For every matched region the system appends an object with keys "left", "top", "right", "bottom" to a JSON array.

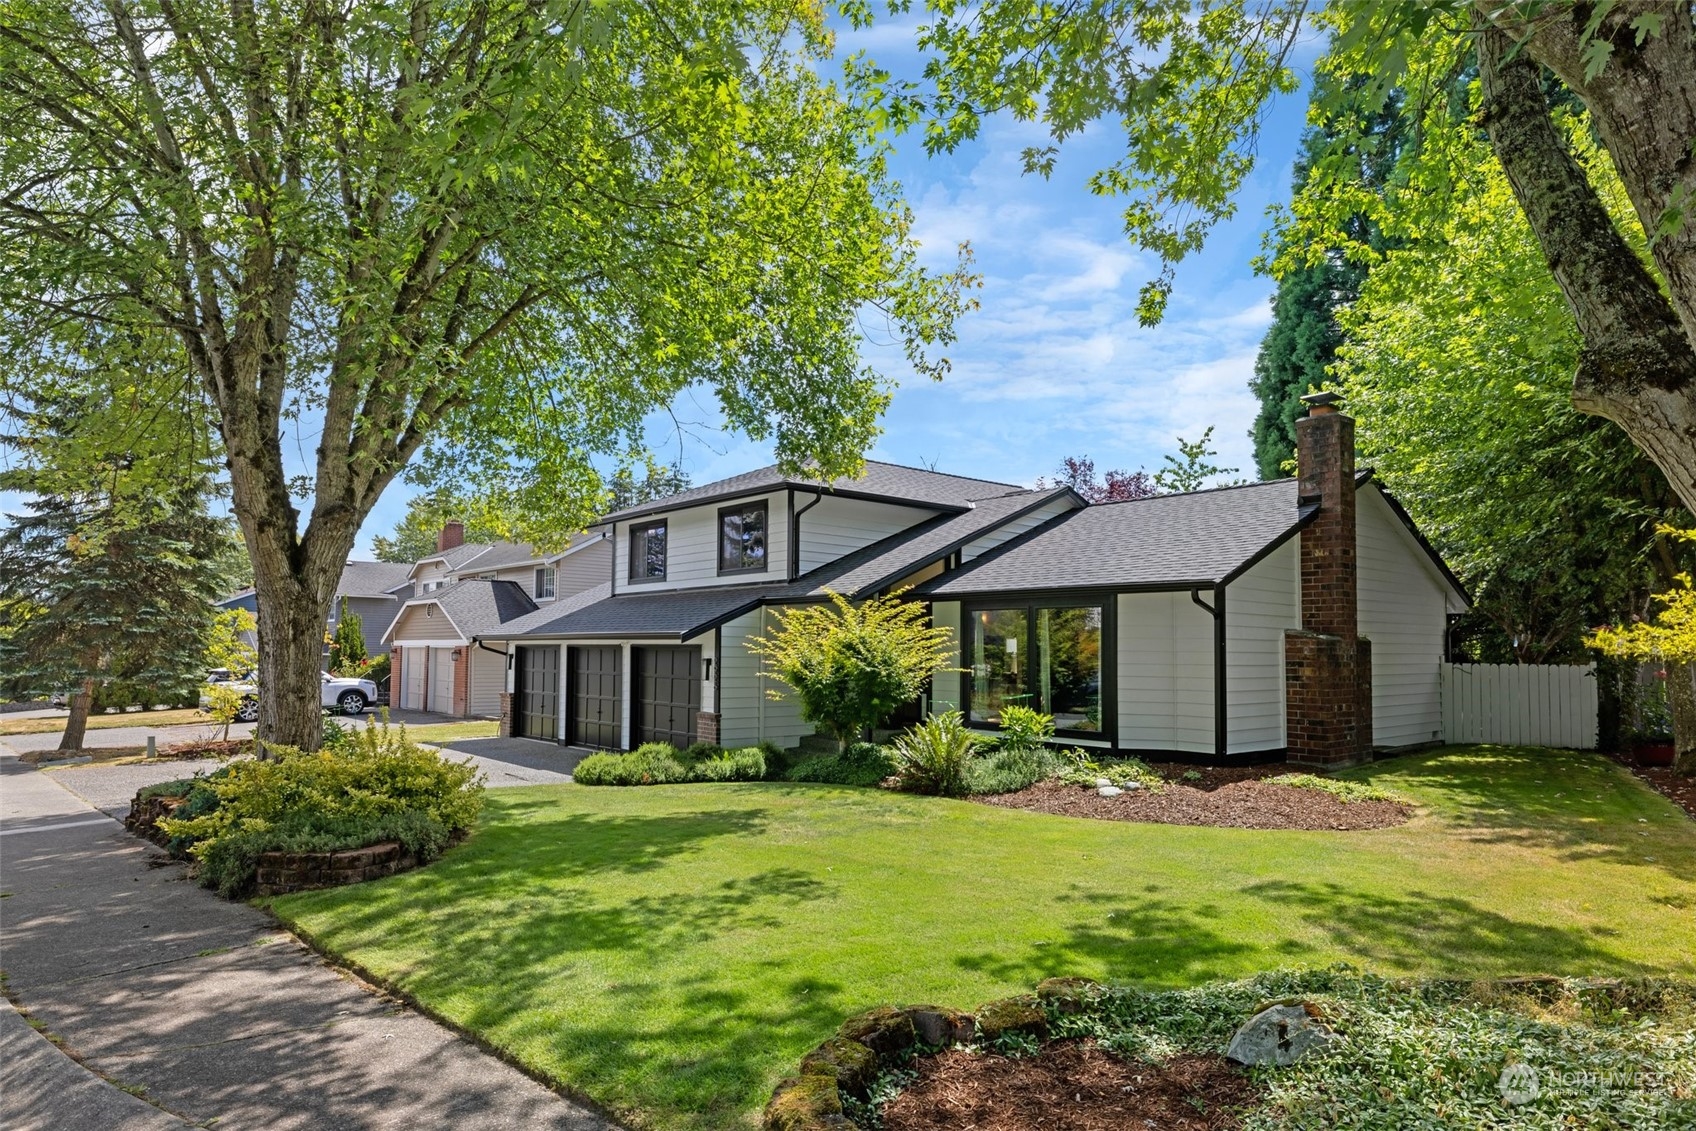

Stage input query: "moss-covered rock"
[
  {"left": 974, "top": 994, "right": 1049, "bottom": 1043},
  {"left": 798, "top": 1037, "right": 878, "bottom": 1097},
  {"left": 902, "top": 1005, "right": 975, "bottom": 1048},
  {"left": 1034, "top": 977, "right": 1100, "bottom": 1016},
  {"left": 837, "top": 1005, "right": 916, "bottom": 1061},
  {"left": 763, "top": 1075, "right": 850, "bottom": 1130}
]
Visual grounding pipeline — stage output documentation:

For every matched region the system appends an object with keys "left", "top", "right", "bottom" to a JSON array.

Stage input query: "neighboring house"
[
  {"left": 471, "top": 396, "right": 1466, "bottom": 766},
  {"left": 215, "top": 560, "right": 413, "bottom": 663},
  {"left": 381, "top": 523, "right": 611, "bottom": 716}
]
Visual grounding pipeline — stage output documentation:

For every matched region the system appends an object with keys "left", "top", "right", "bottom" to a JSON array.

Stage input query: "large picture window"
[
  {"left": 629, "top": 520, "right": 667, "bottom": 582},
  {"left": 718, "top": 502, "right": 768, "bottom": 574},
  {"left": 967, "top": 601, "right": 1103, "bottom": 735}
]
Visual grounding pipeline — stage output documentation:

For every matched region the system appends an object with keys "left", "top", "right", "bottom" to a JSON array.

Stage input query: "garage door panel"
[
  {"left": 635, "top": 646, "right": 700, "bottom": 749},
  {"left": 429, "top": 647, "right": 455, "bottom": 714},
  {"left": 568, "top": 647, "right": 621, "bottom": 749},
  {"left": 516, "top": 646, "right": 560, "bottom": 741},
  {"left": 402, "top": 648, "right": 426, "bottom": 711}
]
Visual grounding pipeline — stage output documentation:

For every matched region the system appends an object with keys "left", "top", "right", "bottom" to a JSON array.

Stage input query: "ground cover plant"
[
  {"left": 158, "top": 719, "right": 484, "bottom": 896},
  {"left": 866, "top": 971, "right": 1696, "bottom": 1130},
  {"left": 270, "top": 745, "right": 1696, "bottom": 1130},
  {"left": 572, "top": 742, "right": 768, "bottom": 786}
]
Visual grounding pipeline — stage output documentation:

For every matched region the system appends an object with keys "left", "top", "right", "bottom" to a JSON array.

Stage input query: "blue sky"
[{"left": 0, "top": 18, "right": 1319, "bottom": 558}]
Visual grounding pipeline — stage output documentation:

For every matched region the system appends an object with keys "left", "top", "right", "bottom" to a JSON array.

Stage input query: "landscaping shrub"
[
  {"left": 992, "top": 705, "right": 1056, "bottom": 750},
  {"left": 157, "top": 718, "right": 484, "bottom": 896},
  {"left": 1056, "top": 752, "right": 1162, "bottom": 791},
  {"left": 784, "top": 742, "right": 896, "bottom": 787},
  {"left": 1268, "top": 772, "right": 1406, "bottom": 804},
  {"left": 964, "top": 745, "right": 1063, "bottom": 795},
  {"left": 573, "top": 743, "right": 765, "bottom": 786},
  {"left": 890, "top": 711, "right": 976, "bottom": 797},
  {"left": 137, "top": 777, "right": 199, "bottom": 802}
]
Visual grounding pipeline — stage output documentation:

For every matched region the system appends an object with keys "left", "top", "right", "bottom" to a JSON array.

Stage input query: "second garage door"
[
  {"left": 568, "top": 646, "right": 622, "bottom": 749},
  {"left": 428, "top": 647, "right": 455, "bottom": 714},
  {"left": 633, "top": 646, "right": 700, "bottom": 749}
]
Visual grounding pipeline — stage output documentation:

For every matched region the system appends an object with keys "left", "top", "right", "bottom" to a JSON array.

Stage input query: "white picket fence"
[{"left": 1441, "top": 663, "right": 1598, "bottom": 749}]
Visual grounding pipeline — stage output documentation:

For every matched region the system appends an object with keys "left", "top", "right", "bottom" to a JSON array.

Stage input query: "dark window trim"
[
  {"left": 534, "top": 566, "right": 556, "bottom": 599},
  {"left": 628, "top": 519, "right": 668, "bottom": 583},
  {"left": 716, "top": 501, "right": 770, "bottom": 576},
  {"left": 960, "top": 595, "right": 1114, "bottom": 740}
]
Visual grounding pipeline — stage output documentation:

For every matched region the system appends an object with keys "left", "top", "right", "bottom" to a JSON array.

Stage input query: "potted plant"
[{"left": 1632, "top": 672, "right": 1676, "bottom": 767}]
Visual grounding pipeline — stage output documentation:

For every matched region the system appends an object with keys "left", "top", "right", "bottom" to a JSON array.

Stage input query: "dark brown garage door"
[
  {"left": 515, "top": 646, "right": 559, "bottom": 741},
  {"left": 634, "top": 646, "right": 700, "bottom": 749},
  {"left": 568, "top": 646, "right": 622, "bottom": 749}
]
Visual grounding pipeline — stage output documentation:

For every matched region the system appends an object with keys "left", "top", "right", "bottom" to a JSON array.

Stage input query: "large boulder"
[
  {"left": 798, "top": 1037, "right": 878, "bottom": 1097},
  {"left": 763, "top": 1075, "right": 850, "bottom": 1130},
  {"left": 975, "top": 995, "right": 1049, "bottom": 1043},
  {"left": 1225, "top": 1002, "right": 1336, "bottom": 1067},
  {"left": 902, "top": 1005, "right": 975, "bottom": 1048},
  {"left": 837, "top": 1006, "right": 916, "bottom": 1063}
]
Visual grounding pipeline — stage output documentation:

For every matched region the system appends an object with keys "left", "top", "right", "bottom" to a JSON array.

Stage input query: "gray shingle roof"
[
  {"left": 918, "top": 479, "right": 1316, "bottom": 596},
  {"left": 387, "top": 579, "right": 538, "bottom": 642},
  {"left": 598, "top": 460, "right": 1025, "bottom": 523},
  {"left": 336, "top": 561, "right": 414, "bottom": 599}
]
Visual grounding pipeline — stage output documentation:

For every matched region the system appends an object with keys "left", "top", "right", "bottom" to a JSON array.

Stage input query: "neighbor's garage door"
[
  {"left": 401, "top": 647, "right": 426, "bottom": 711},
  {"left": 568, "top": 646, "right": 622, "bottom": 749},
  {"left": 467, "top": 645, "right": 506, "bottom": 717},
  {"left": 516, "top": 646, "right": 560, "bottom": 741},
  {"left": 633, "top": 646, "right": 700, "bottom": 749},
  {"left": 428, "top": 647, "right": 455, "bottom": 714}
]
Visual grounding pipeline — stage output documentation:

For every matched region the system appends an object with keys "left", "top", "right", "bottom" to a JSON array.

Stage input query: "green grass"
[
  {"left": 403, "top": 720, "right": 499, "bottom": 745},
  {"left": 0, "top": 706, "right": 210, "bottom": 735},
  {"left": 270, "top": 746, "right": 1696, "bottom": 1130}
]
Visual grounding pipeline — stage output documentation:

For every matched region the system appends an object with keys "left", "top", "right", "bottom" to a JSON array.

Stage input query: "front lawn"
[
  {"left": 270, "top": 746, "right": 1696, "bottom": 1130},
  {"left": 399, "top": 719, "right": 499, "bottom": 745},
  {"left": 0, "top": 705, "right": 211, "bottom": 735}
]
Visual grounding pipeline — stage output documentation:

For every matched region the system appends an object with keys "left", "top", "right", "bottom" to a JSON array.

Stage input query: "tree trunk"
[
  {"left": 58, "top": 678, "right": 95, "bottom": 752},
  {"left": 1667, "top": 663, "right": 1696, "bottom": 776},
  {"left": 1476, "top": 16, "right": 1696, "bottom": 514},
  {"left": 242, "top": 524, "right": 347, "bottom": 752}
]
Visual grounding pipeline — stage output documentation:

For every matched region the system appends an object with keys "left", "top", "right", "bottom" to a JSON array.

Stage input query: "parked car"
[{"left": 201, "top": 671, "right": 379, "bottom": 721}]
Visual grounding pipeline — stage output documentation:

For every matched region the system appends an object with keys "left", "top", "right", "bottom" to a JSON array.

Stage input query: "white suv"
[{"left": 203, "top": 671, "right": 379, "bottom": 721}]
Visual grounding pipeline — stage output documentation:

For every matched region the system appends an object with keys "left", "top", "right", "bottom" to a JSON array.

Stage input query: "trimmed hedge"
[
  {"left": 783, "top": 742, "right": 897, "bottom": 787},
  {"left": 573, "top": 741, "right": 767, "bottom": 786}
]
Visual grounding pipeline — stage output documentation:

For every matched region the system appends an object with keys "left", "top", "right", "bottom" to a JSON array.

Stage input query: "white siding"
[
  {"left": 796, "top": 496, "right": 934, "bottom": 573},
  {"left": 961, "top": 497, "right": 1077, "bottom": 561},
  {"left": 1117, "top": 591, "right": 1215, "bottom": 754},
  {"left": 1224, "top": 539, "right": 1300, "bottom": 753},
  {"left": 717, "top": 607, "right": 813, "bottom": 749},
  {"left": 930, "top": 601, "right": 964, "bottom": 713},
  {"left": 388, "top": 604, "right": 465, "bottom": 644},
  {"left": 1356, "top": 486, "right": 1452, "bottom": 748},
  {"left": 555, "top": 539, "right": 611, "bottom": 598},
  {"left": 468, "top": 645, "right": 506, "bottom": 716},
  {"left": 612, "top": 493, "right": 790, "bottom": 592}
]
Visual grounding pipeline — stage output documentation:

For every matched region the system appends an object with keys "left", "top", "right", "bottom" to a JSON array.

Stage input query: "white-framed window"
[{"left": 534, "top": 566, "right": 556, "bottom": 599}]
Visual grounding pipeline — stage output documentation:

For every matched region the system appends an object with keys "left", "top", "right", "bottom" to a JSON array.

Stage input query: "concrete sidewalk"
[{"left": 0, "top": 754, "right": 615, "bottom": 1130}]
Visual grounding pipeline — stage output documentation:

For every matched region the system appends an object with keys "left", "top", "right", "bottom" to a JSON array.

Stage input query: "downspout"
[
  {"left": 1191, "top": 584, "right": 1227, "bottom": 760},
  {"left": 789, "top": 489, "right": 823, "bottom": 581}
]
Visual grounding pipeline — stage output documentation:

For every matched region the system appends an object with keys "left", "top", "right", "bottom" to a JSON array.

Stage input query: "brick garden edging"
[{"left": 764, "top": 977, "right": 1097, "bottom": 1130}]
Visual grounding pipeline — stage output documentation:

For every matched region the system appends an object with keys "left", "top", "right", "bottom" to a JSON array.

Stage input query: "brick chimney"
[
  {"left": 437, "top": 521, "right": 465, "bottom": 553},
  {"left": 1284, "top": 391, "right": 1372, "bottom": 767}
]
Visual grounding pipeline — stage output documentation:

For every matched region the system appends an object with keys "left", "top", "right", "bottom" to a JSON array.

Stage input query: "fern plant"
[{"left": 889, "top": 711, "right": 977, "bottom": 797}]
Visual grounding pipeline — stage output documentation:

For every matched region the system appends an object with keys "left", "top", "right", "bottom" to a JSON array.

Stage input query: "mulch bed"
[
  {"left": 1616, "top": 757, "right": 1696, "bottom": 821},
  {"left": 977, "top": 777, "right": 1411, "bottom": 831},
  {"left": 880, "top": 1040, "right": 1260, "bottom": 1131}
]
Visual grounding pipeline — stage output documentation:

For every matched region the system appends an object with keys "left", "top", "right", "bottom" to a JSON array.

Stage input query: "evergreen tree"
[
  {"left": 0, "top": 489, "right": 226, "bottom": 750},
  {"left": 328, "top": 600, "right": 368, "bottom": 675}
]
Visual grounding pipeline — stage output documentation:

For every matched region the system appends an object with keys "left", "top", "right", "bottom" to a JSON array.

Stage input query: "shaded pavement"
[{"left": 0, "top": 743, "right": 615, "bottom": 1131}]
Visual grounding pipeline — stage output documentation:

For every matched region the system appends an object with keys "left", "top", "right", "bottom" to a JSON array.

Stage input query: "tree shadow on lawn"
[
  {"left": 950, "top": 878, "right": 1656, "bottom": 991},
  {"left": 1345, "top": 746, "right": 1696, "bottom": 879}
]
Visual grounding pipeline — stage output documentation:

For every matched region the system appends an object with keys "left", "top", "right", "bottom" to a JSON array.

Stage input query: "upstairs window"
[
  {"left": 629, "top": 520, "right": 667, "bottom": 582},
  {"left": 534, "top": 567, "right": 556, "bottom": 599},
  {"left": 718, "top": 502, "right": 768, "bottom": 574}
]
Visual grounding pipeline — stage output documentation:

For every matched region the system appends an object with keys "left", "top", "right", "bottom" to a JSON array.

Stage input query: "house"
[
  {"left": 216, "top": 560, "right": 413, "bottom": 661},
  {"left": 380, "top": 522, "right": 611, "bottom": 716},
  {"left": 467, "top": 394, "right": 1465, "bottom": 765}
]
